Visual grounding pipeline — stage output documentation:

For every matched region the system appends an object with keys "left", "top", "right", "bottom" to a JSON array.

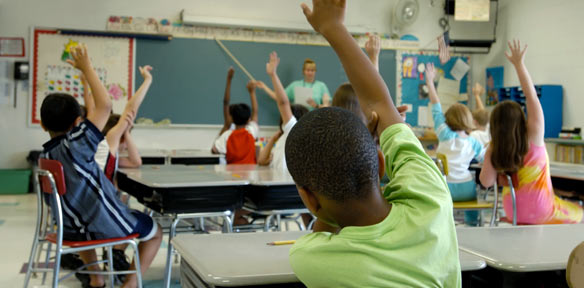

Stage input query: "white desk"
[
  {"left": 470, "top": 162, "right": 584, "bottom": 182},
  {"left": 549, "top": 162, "right": 584, "bottom": 181},
  {"left": 117, "top": 165, "right": 301, "bottom": 288},
  {"left": 172, "top": 231, "right": 486, "bottom": 287},
  {"left": 457, "top": 224, "right": 584, "bottom": 272}
]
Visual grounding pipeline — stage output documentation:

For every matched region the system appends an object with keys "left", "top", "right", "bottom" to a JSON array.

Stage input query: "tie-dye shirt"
[{"left": 502, "top": 143, "right": 583, "bottom": 224}]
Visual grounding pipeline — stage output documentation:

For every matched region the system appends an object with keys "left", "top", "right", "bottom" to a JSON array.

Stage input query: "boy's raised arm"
[
  {"left": 247, "top": 81, "right": 259, "bottom": 123},
  {"left": 472, "top": 83, "right": 485, "bottom": 111},
  {"left": 301, "top": 0, "right": 403, "bottom": 135},
  {"left": 67, "top": 44, "right": 111, "bottom": 130},
  {"left": 220, "top": 67, "right": 235, "bottom": 136},
  {"left": 80, "top": 74, "right": 94, "bottom": 116},
  {"left": 266, "top": 52, "right": 293, "bottom": 124}
]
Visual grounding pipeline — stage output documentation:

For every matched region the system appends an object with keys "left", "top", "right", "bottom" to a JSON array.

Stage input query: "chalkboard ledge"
[{"left": 133, "top": 123, "right": 280, "bottom": 131}]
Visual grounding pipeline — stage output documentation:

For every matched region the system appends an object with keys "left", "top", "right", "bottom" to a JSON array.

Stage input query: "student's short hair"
[
  {"left": 40, "top": 93, "right": 82, "bottom": 133},
  {"left": 303, "top": 58, "right": 316, "bottom": 71},
  {"left": 445, "top": 103, "right": 474, "bottom": 134},
  {"left": 332, "top": 83, "right": 366, "bottom": 123},
  {"left": 472, "top": 109, "right": 489, "bottom": 127},
  {"left": 103, "top": 113, "right": 121, "bottom": 135},
  {"left": 229, "top": 103, "right": 251, "bottom": 125},
  {"left": 285, "top": 107, "right": 379, "bottom": 201}
]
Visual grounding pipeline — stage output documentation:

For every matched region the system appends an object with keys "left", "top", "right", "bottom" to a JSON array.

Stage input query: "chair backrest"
[
  {"left": 436, "top": 153, "right": 449, "bottom": 176},
  {"left": 38, "top": 158, "right": 66, "bottom": 196},
  {"left": 567, "top": 241, "right": 584, "bottom": 287}
]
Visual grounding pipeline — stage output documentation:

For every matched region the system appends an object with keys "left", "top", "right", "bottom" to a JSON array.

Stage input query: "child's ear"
[
  {"left": 40, "top": 121, "right": 48, "bottom": 132},
  {"left": 297, "top": 185, "right": 320, "bottom": 215},
  {"left": 377, "top": 148, "right": 385, "bottom": 179}
]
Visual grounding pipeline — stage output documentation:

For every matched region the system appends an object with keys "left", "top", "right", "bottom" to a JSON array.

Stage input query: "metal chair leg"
[
  {"left": 490, "top": 184, "right": 499, "bottom": 227},
  {"left": 23, "top": 236, "right": 40, "bottom": 287},
  {"left": 130, "top": 241, "right": 142, "bottom": 288},
  {"left": 52, "top": 246, "right": 62, "bottom": 288},
  {"left": 107, "top": 246, "right": 115, "bottom": 288},
  {"left": 507, "top": 175, "right": 517, "bottom": 226},
  {"left": 264, "top": 215, "right": 274, "bottom": 232}
]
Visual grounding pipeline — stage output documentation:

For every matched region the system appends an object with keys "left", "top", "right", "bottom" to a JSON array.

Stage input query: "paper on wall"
[
  {"left": 0, "top": 60, "right": 13, "bottom": 106},
  {"left": 455, "top": 0, "right": 490, "bottom": 21},
  {"left": 437, "top": 76, "right": 461, "bottom": 108},
  {"left": 418, "top": 105, "right": 434, "bottom": 128},
  {"left": 450, "top": 58, "right": 470, "bottom": 81},
  {"left": 294, "top": 86, "right": 313, "bottom": 108}
]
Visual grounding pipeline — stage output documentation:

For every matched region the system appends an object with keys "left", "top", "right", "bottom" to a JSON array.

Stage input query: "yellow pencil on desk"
[{"left": 267, "top": 240, "right": 295, "bottom": 246}]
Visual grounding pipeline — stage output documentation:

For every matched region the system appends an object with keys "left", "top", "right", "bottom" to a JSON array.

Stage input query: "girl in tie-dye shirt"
[{"left": 480, "top": 40, "right": 583, "bottom": 224}]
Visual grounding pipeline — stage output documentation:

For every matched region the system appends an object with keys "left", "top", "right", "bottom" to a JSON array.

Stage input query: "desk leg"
[{"left": 164, "top": 216, "right": 180, "bottom": 288}]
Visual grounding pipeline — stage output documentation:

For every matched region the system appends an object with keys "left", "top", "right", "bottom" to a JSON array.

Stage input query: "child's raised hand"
[
  {"left": 66, "top": 44, "right": 92, "bottom": 72},
  {"left": 425, "top": 63, "right": 436, "bottom": 83},
  {"left": 301, "top": 0, "right": 346, "bottom": 36},
  {"left": 227, "top": 67, "right": 235, "bottom": 80},
  {"left": 365, "top": 34, "right": 381, "bottom": 59},
  {"left": 256, "top": 81, "right": 267, "bottom": 90},
  {"left": 139, "top": 65, "right": 153, "bottom": 81},
  {"left": 505, "top": 39, "right": 527, "bottom": 66},
  {"left": 472, "top": 82, "right": 485, "bottom": 97},
  {"left": 246, "top": 81, "right": 257, "bottom": 93},
  {"left": 266, "top": 52, "right": 280, "bottom": 76}
]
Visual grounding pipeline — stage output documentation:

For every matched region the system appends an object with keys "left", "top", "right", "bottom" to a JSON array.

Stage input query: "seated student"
[
  {"left": 426, "top": 62, "right": 484, "bottom": 225},
  {"left": 256, "top": 52, "right": 309, "bottom": 171},
  {"left": 284, "top": 2, "right": 461, "bottom": 287},
  {"left": 212, "top": 67, "right": 259, "bottom": 164},
  {"left": 470, "top": 82, "right": 491, "bottom": 147},
  {"left": 39, "top": 44, "right": 162, "bottom": 288},
  {"left": 480, "top": 40, "right": 583, "bottom": 224}
]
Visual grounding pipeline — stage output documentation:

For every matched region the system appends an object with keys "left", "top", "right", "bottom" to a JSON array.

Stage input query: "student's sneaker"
[
  {"left": 60, "top": 253, "right": 84, "bottom": 270},
  {"left": 103, "top": 248, "right": 131, "bottom": 283}
]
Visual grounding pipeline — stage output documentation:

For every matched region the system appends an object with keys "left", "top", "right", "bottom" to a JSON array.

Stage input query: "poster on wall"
[
  {"left": 486, "top": 66, "right": 503, "bottom": 106},
  {"left": 398, "top": 52, "right": 470, "bottom": 127},
  {"left": 30, "top": 28, "right": 134, "bottom": 126}
]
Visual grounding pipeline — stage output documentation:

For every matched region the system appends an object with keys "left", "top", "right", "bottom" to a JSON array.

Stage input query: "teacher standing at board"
[
  {"left": 258, "top": 58, "right": 330, "bottom": 110},
  {"left": 285, "top": 58, "right": 330, "bottom": 109}
]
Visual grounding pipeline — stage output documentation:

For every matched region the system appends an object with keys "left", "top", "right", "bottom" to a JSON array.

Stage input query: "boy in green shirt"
[{"left": 283, "top": 1, "right": 461, "bottom": 287}]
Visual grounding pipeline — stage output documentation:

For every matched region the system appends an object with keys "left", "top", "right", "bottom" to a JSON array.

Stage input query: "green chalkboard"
[{"left": 135, "top": 38, "right": 396, "bottom": 125}]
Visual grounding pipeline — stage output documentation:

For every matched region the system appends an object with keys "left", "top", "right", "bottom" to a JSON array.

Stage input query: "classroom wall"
[
  {"left": 0, "top": 0, "right": 449, "bottom": 169},
  {"left": 471, "top": 0, "right": 584, "bottom": 129}
]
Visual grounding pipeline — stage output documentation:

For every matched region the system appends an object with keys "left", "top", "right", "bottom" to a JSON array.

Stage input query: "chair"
[
  {"left": 567, "top": 241, "right": 584, "bottom": 288},
  {"left": 435, "top": 153, "right": 497, "bottom": 226},
  {"left": 24, "top": 159, "right": 142, "bottom": 288},
  {"left": 492, "top": 174, "right": 518, "bottom": 226}
]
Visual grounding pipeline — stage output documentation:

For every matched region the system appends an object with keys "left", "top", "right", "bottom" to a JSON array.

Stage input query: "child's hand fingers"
[
  {"left": 65, "top": 59, "right": 76, "bottom": 67},
  {"left": 301, "top": 3, "right": 313, "bottom": 19}
]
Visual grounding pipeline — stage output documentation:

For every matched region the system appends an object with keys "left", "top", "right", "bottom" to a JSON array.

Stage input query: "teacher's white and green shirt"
[{"left": 285, "top": 80, "right": 330, "bottom": 110}]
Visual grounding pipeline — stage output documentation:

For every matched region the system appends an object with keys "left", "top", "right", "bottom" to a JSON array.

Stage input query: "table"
[
  {"left": 169, "top": 149, "right": 223, "bottom": 165},
  {"left": 457, "top": 224, "right": 584, "bottom": 272},
  {"left": 134, "top": 149, "right": 224, "bottom": 165},
  {"left": 117, "top": 164, "right": 302, "bottom": 288},
  {"left": 172, "top": 231, "right": 486, "bottom": 288},
  {"left": 470, "top": 162, "right": 584, "bottom": 182}
]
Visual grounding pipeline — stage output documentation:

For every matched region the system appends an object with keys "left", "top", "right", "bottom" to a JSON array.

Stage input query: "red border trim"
[
  {"left": 0, "top": 37, "right": 25, "bottom": 57},
  {"left": 32, "top": 29, "right": 57, "bottom": 124}
]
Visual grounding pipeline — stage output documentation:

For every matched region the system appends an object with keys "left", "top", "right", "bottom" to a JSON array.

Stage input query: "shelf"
[{"left": 545, "top": 138, "right": 584, "bottom": 145}]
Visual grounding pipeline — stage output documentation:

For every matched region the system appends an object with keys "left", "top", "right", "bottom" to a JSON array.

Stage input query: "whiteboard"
[{"left": 30, "top": 28, "right": 134, "bottom": 126}]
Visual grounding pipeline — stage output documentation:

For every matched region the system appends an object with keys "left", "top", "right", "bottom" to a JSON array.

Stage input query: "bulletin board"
[
  {"left": 397, "top": 52, "right": 470, "bottom": 127},
  {"left": 30, "top": 28, "right": 134, "bottom": 125}
]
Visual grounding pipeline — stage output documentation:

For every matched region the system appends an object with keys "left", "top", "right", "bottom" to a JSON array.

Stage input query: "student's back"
[{"left": 286, "top": 108, "right": 460, "bottom": 287}]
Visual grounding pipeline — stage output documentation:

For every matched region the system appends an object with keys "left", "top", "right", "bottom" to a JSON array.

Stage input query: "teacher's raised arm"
[{"left": 284, "top": 58, "right": 330, "bottom": 109}]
